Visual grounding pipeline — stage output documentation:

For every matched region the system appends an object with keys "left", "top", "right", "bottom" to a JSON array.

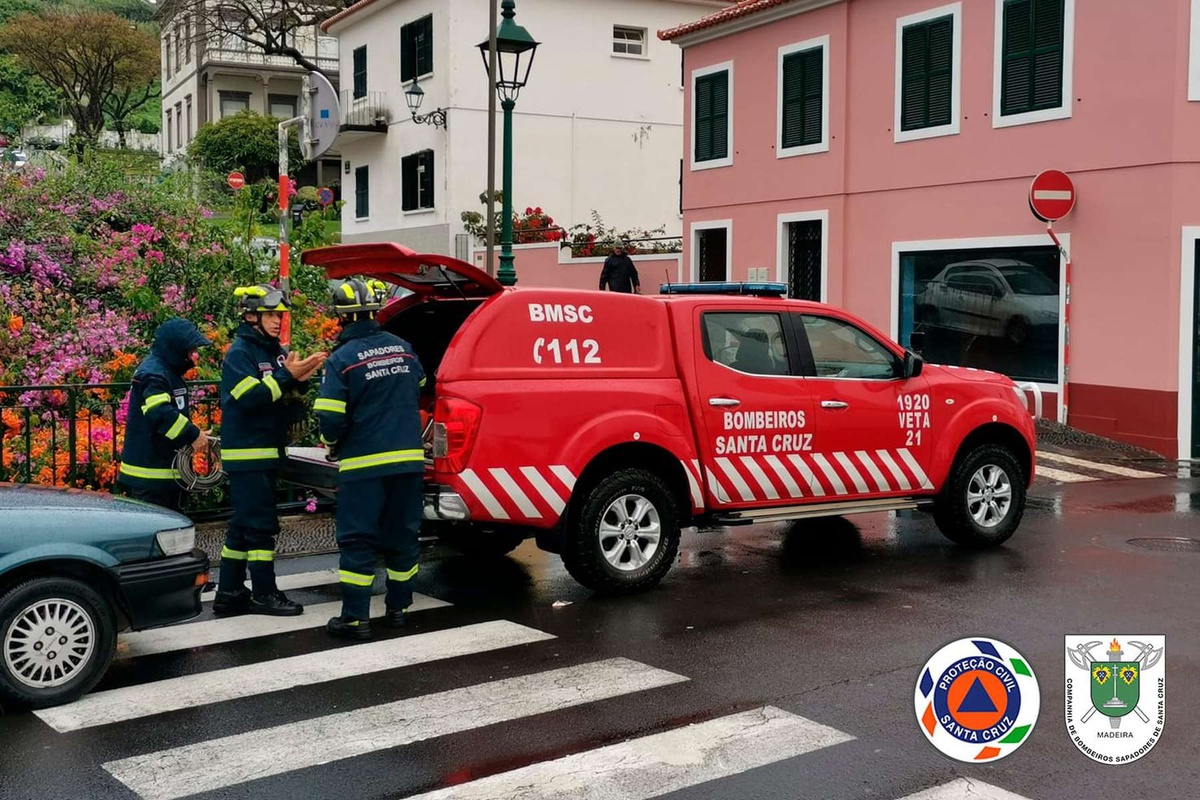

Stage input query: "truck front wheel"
[
  {"left": 933, "top": 444, "right": 1026, "bottom": 547},
  {"left": 563, "top": 468, "right": 681, "bottom": 594}
]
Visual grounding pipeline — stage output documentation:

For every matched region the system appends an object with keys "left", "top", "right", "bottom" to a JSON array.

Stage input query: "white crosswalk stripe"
[
  {"left": 200, "top": 569, "right": 339, "bottom": 601},
  {"left": 1037, "top": 451, "right": 1163, "bottom": 479},
  {"left": 1036, "top": 465, "right": 1096, "bottom": 483},
  {"left": 115, "top": 593, "right": 450, "bottom": 658},
  {"left": 102, "top": 658, "right": 690, "bottom": 800},
  {"left": 38, "top": 621, "right": 553, "bottom": 733},
  {"left": 895, "top": 779, "right": 1034, "bottom": 800},
  {"left": 404, "top": 706, "right": 853, "bottom": 800}
]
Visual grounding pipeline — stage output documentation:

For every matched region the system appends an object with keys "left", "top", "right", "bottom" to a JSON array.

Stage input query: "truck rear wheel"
[
  {"left": 563, "top": 468, "right": 681, "bottom": 594},
  {"left": 933, "top": 444, "right": 1025, "bottom": 547}
]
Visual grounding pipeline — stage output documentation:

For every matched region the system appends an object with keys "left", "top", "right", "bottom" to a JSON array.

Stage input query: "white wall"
[{"left": 332, "top": 0, "right": 722, "bottom": 250}]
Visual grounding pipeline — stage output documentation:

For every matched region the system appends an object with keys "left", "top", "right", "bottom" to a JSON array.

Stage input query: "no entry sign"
[
  {"left": 1029, "top": 170, "right": 1075, "bottom": 222},
  {"left": 227, "top": 171, "right": 245, "bottom": 190}
]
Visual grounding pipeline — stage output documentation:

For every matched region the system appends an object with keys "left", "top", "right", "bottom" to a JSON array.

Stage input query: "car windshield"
[{"left": 999, "top": 266, "right": 1057, "bottom": 295}]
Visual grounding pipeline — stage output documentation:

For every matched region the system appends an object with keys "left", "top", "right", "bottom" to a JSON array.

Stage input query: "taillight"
[{"left": 432, "top": 396, "right": 483, "bottom": 473}]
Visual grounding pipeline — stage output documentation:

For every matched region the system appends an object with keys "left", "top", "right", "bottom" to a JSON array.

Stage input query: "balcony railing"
[
  {"left": 340, "top": 91, "right": 391, "bottom": 129},
  {"left": 203, "top": 46, "right": 339, "bottom": 74}
]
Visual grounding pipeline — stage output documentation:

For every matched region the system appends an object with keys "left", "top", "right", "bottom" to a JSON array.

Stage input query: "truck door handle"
[
  {"left": 709, "top": 397, "right": 741, "bottom": 407},
  {"left": 821, "top": 400, "right": 849, "bottom": 409}
]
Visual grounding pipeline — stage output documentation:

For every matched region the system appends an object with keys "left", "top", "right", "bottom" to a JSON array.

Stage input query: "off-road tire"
[
  {"left": 0, "top": 577, "right": 117, "bottom": 710},
  {"left": 933, "top": 444, "right": 1026, "bottom": 548},
  {"left": 562, "top": 468, "right": 681, "bottom": 594}
]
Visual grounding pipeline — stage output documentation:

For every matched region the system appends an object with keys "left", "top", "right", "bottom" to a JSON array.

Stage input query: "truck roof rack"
[{"left": 658, "top": 281, "right": 787, "bottom": 297}]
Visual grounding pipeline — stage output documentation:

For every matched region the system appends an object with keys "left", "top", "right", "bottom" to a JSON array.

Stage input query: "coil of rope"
[{"left": 174, "top": 436, "right": 227, "bottom": 492}]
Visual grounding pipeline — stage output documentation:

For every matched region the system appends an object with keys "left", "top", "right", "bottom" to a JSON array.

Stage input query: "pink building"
[{"left": 661, "top": 0, "right": 1200, "bottom": 459}]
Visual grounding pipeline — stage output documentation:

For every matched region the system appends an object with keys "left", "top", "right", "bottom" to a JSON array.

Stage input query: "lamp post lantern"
[{"left": 478, "top": 0, "right": 538, "bottom": 287}]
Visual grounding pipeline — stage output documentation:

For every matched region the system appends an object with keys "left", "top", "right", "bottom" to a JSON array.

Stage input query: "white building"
[
  {"left": 157, "top": 0, "right": 343, "bottom": 185},
  {"left": 322, "top": 0, "right": 730, "bottom": 255}
]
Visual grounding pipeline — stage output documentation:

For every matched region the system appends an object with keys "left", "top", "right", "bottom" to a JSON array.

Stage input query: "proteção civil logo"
[{"left": 914, "top": 637, "right": 1040, "bottom": 762}]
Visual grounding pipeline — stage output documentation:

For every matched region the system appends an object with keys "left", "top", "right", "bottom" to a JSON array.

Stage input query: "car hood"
[
  {"left": 0, "top": 484, "right": 192, "bottom": 563},
  {"left": 922, "top": 363, "right": 1015, "bottom": 386}
]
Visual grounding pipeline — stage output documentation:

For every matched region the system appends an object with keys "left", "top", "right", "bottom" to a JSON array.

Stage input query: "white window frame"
[
  {"left": 777, "top": 35, "right": 830, "bottom": 159},
  {"left": 689, "top": 219, "right": 733, "bottom": 282},
  {"left": 690, "top": 61, "right": 734, "bottom": 171},
  {"left": 1189, "top": 0, "right": 1200, "bottom": 100},
  {"left": 1178, "top": 227, "right": 1200, "bottom": 457},
  {"left": 894, "top": 2, "right": 962, "bottom": 143},
  {"left": 613, "top": 25, "right": 648, "bottom": 59},
  {"left": 992, "top": 0, "right": 1075, "bottom": 129},
  {"left": 890, "top": 233, "right": 1068, "bottom": 418},
  {"left": 776, "top": 209, "right": 829, "bottom": 301}
]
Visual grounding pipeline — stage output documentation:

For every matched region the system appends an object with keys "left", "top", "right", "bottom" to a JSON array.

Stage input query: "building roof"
[
  {"left": 658, "top": 0, "right": 794, "bottom": 40},
  {"left": 321, "top": 0, "right": 392, "bottom": 33}
]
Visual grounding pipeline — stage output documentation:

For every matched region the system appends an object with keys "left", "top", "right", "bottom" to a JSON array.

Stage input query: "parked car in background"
[
  {"left": 915, "top": 259, "right": 1058, "bottom": 346},
  {"left": 0, "top": 484, "right": 209, "bottom": 709}
]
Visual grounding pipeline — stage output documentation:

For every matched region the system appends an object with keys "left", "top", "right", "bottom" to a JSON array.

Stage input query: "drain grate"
[{"left": 1127, "top": 537, "right": 1200, "bottom": 553}]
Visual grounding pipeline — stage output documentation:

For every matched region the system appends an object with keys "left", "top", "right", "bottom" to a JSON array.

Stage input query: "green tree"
[
  {"left": 0, "top": 53, "right": 58, "bottom": 134},
  {"left": 0, "top": 11, "right": 159, "bottom": 151},
  {"left": 189, "top": 110, "right": 305, "bottom": 183}
]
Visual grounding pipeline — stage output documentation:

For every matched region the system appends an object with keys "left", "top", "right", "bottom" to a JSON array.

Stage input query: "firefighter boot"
[
  {"left": 384, "top": 608, "right": 406, "bottom": 629},
  {"left": 211, "top": 588, "right": 251, "bottom": 616},
  {"left": 249, "top": 591, "right": 304, "bottom": 616},
  {"left": 326, "top": 616, "right": 372, "bottom": 641}
]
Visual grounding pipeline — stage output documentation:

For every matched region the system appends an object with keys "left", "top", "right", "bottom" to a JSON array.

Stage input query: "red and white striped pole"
[
  {"left": 278, "top": 121, "right": 295, "bottom": 347},
  {"left": 1047, "top": 223, "right": 1069, "bottom": 424}
]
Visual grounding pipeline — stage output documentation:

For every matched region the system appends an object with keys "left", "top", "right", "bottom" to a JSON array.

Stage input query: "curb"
[{"left": 196, "top": 513, "right": 338, "bottom": 563}]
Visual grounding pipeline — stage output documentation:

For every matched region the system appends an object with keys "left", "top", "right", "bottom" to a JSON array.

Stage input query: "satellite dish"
[{"left": 302, "top": 71, "right": 341, "bottom": 160}]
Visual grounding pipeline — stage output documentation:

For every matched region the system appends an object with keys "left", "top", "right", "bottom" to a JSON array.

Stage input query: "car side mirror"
[
  {"left": 904, "top": 350, "right": 924, "bottom": 379},
  {"left": 909, "top": 331, "right": 926, "bottom": 354}
]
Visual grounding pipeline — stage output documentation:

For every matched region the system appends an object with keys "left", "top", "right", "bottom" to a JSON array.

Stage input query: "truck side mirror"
[
  {"left": 909, "top": 331, "right": 926, "bottom": 354},
  {"left": 904, "top": 350, "right": 924, "bottom": 379}
]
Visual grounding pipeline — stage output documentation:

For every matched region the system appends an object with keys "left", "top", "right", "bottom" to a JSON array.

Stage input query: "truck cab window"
[
  {"left": 701, "top": 312, "right": 789, "bottom": 376},
  {"left": 800, "top": 315, "right": 899, "bottom": 380}
]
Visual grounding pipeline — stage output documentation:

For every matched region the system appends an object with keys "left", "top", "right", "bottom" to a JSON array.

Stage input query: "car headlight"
[{"left": 156, "top": 526, "right": 196, "bottom": 556}]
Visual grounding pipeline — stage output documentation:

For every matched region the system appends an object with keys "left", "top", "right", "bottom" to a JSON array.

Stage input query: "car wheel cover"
[
  {"left": 598, "top": 493, "right": 662, "bottom": 572},
  {"left": 966, "top": 464, "right": 1013, "bottom": 529},
  {"left": 4, "top": 598, "right": 96, "bottom": 689}
]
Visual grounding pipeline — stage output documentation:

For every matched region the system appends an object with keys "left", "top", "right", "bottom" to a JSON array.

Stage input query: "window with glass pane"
[
  {"left": 1001, "top": 0, "right": 1064, "bottom": 116},
  {"left": 219, "top": 91, "right": 249, "bottom": 119},
  {"left": 401, "top": 15, "right": 433, "bottom": 81},
  {"left": 901, "top": 15, "right": 952, "bottom": 130},
  {"left": 402, "top": 150, "right": 434, "bottom": 211},
  {"left": 897, "top": 245, "right": 1060, "bottom": 383},
  {"left": 781, "top": 46, "right": 822, "bottom": 148},
  {"left": 613, "top": 26, "right": 646, "bottom": 56},
  {"left": 268, "top": 94, "right": 297, "bottom": 120},
  {"left": 355, "top": 165, "right": 369, "bottom": 219},
  {"left": 353, "top": 45, "right": 367, "bottom": 99},
  {"left": 701, "top": 313, "right": 789, "bottom": 376},
  {"left": 694, "top": 70, "right": 728, "bottom": 163},
  {"left": 801, "top": 316, "right": 899, "bottom": 380}
]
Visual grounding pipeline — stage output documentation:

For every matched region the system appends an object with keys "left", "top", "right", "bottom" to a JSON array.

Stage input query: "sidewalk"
[{"left": 196, "top": 514, "right": 337, "bottom": 563}]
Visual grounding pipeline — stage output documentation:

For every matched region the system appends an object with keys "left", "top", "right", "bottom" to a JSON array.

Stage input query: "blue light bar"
[{"left": 659, "top": 281, "right": 788, "bottom": 297}]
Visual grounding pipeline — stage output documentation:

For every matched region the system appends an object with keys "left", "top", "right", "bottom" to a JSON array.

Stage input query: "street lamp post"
[{"left": 478, "top": 0, "right": 538, "bottom": 287}]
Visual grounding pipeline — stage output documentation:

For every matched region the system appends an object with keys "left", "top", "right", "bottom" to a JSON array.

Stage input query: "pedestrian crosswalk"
[
  {"left": 1035, "top": 450, "right": 1167, "bottom": 484},
  {"left": 21, "top": 582, "right": 1040, "bottom": 800}
]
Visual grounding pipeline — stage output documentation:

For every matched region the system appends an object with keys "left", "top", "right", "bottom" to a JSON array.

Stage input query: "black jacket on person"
[
  {"left": 220, "top": 323, "right": 306, "bottom": 472},
  {"left": 118, "top": 318, "right": 208, "bottom": 489},
  {"left": 599, "top": 253, "right": 640, "bottom": 293}
]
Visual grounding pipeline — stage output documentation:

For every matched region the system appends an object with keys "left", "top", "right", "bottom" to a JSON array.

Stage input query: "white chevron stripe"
[
  {"left": 102, "top": 659, "right": 689, "bottom": 800},
  {"left": 683, "top": 459, "right": 704, "bottom": 508},
  {"left": 404, "top": 706, "right": 854, "bottom": 800},
  {"left": 898, "top": 448, "right": 934, "bottom": 489},
  {"left": 763, "top": 455, "right": 803, "bottom": 498},
  {"left": 39, "top": 621, "right": 553, "bottom": 733},
  {"left": 786, "top": 454, "right": 825, "bottom": 496},
  {"left": 520, "top": 466, "right": 566, "bottom": 515},
  {"left": 811, "top": 453, "right": 848, "bottom": 495},
  {"left": 460, "top": 469, "right": 510, "bottom": 519},
  {"left": 834, "top": 452, "right": 870, "bottom": 494},
  {"left": 549, "top": 464, "right": 576, "bottom": 491},
  {"left": 705, "top": 467, "right": 731, "bottom": 504},
  {"left": 489, "top": 468, "right": 541, "bottom": 518},
  {"left": 855, "top": 450, "right": 891, "bottom": 492},
  {"left": 716, "top": 457, "right": 756, "bottom": 502},
  {"left": 896, "top": 779, "right": 1034, "bottom": 800},
  {"left": 740, "top": 456, "right": 780, "bottom": 500},
  {"left": 877, "top": 449, "right": 913, "bottom": 491}
]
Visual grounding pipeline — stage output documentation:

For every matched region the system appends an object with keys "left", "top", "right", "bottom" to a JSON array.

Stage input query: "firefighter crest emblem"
[{"left": 1065, "top": 635, "right": 1165, "bottom": 763}]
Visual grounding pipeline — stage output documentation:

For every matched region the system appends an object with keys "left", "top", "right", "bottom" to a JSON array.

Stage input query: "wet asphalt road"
[{"left": 1, "top": 475, "right": 1198, "bottom": 800}]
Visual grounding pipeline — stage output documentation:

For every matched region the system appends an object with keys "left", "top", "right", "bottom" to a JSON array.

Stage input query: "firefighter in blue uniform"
[
  {"left": 318, "top": 278, "right": 426, "bottom": 640},
  {"left": 211, "top": 285, "right": 326, "bottom": 617},
  {"left": 118, "top": 317, "right": 212, "bottom": 512}
]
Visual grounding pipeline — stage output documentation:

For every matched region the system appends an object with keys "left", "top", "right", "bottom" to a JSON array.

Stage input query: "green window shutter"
[
  {"left": 400, "top": 22, "right": 414, "bottom": 82},
  {"left": 401, "top": 16, "right": 433, "bottom": 82},
  {"left": 782, "top": 46, "right": 822, "bottom": 149},
  {"left": 901, "top": 15, "right": 953, "bottom": 131},
  {"left": 353, "top": 46, "right": 367, "bottom": 99},
  {"left": 401, "top": 154, "right": 416, "bottom": 211},
  {"left": 355, "top": 165, "right": 369, "bottom": 218},
  {"left": 417, "top": 16, "right": 433, "bottom": 76},
  {"left": 694, "top": 71, "right": 728, "bottom": 163},
  {"left": 1001, "top": 0, "right": 1063, "bottom": 116}
]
